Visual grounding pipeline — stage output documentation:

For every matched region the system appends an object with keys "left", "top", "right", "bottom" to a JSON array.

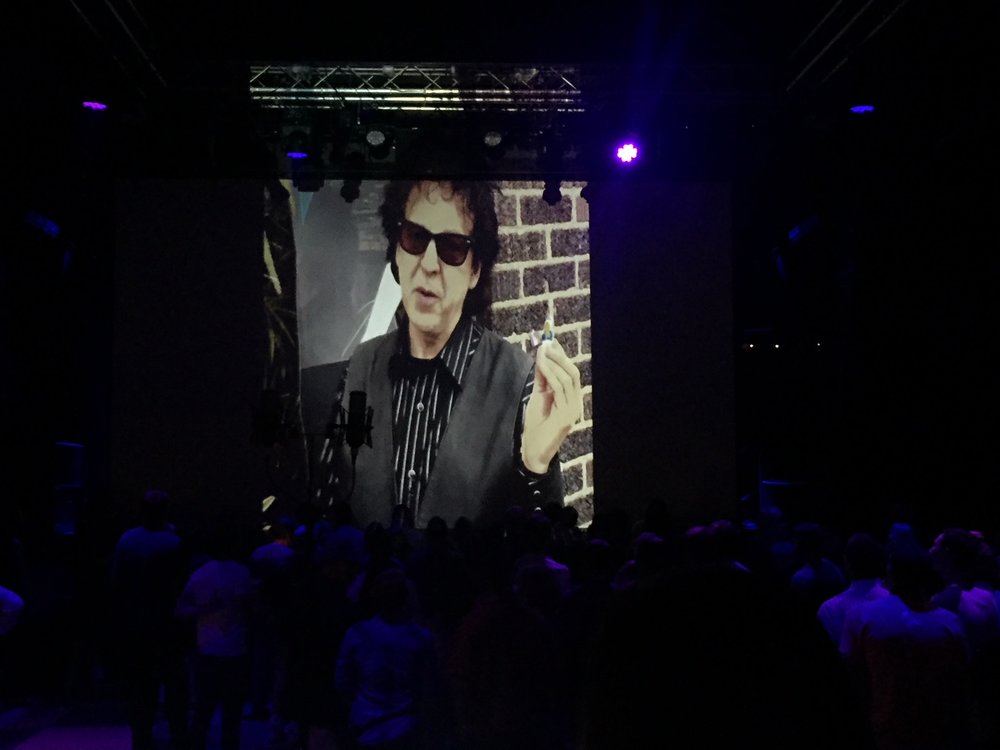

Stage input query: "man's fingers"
[
  {"left": 535, "top": 352, "right": 574, "bottom": 412},
  {"left": 543, "top": 341, "right": 583, "bottom": 386}
]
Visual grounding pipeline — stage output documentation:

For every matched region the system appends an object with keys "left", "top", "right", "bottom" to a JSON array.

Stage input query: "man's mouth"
[{"left": 415, "top": 287, "right": 439, "bottom": 300}]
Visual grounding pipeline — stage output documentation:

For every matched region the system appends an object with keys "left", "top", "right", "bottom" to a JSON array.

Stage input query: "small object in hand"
[{"left": 541, "top": 318, "right": 555, "bottom": 342}]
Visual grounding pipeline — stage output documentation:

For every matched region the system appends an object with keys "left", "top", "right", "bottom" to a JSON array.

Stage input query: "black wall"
[
  {"left": 111, "top": 179, "right": 270, "bottom": 531},
  {"left": 590, "top": 179, "right": 736, "bottom": 526}
]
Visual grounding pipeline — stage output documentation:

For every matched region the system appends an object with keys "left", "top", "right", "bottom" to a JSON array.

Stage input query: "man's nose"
[{"left": 419, "top": 239, "right": 441, "bottom": 272}]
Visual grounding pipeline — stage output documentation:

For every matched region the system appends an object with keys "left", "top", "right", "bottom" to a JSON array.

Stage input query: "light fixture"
[
  {"left": 284, "top": 129, "right": 310, "bottom": 160},
  {"left": 291, "top": 157, "right": 324, "bottom": 192},
  {"left": 340, "top": 179, "right": 361, "bottom": 203},
  {"left": 483, "top": 130, "right": 506, "bottom": 160},
  {"left": 82, "top": 101, "right": 107, "bottom": 111},
  {"left": 849, "top": 105, "right": 875, "bottom": 114},
  {"left": 340, "top": 150, "right": 365, "bottom": 202},
  {"left": 616, "top": 141, "right": 639, "bottom": 163},
  {"left": 365, "top": 127, "right": 392, "bottom": 160},
  {"left": 542, "top": 179, "right": 562, "bottom": 206}
]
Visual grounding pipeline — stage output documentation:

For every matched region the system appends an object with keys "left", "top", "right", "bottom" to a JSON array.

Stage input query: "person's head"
[
  {"left": 930, "top": 527, "right": 980, "bottom": 585},
  {"left": 267, "top": 519, "right": 293, "bottom": 545},
  {"left": 329, "top": 500, "right": 356, "bottom": 528},
  {"left": 558, "top": 504, "right": 579, "bottom": 530},
  {"left": 523, "top": 511, "right": 554, "bottom": 555},
  {"left": 843, "top": 532, "right": 886, "bottom": 581},
  {"left": 887, "top": 546, "right": 940, "bottom": 603},
  {"left": 364, "top": 522, "right": 392, "bottom": 561},
  {"left": 793, "top": 521, "right": 827, "bottom": 566},
  {"left": 371, "top": 568, "right": 417, "bottom": 623},
  {"left": 140, "top": 489, "right": 170, "bottom": 530},
  {"left": 380, "top": 180, "right": 500, "bottom": 344},
  {"left": 425, "top": 515, "right": 449, "bottom": 550},
  {"left": 706, "top": 519, "right": 741, "bottom": 563}
]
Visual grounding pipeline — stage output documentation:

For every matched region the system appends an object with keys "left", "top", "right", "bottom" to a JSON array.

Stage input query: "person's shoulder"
[
  {"left": 817, "top": 592, "right": 844, "bottom": 616},
  {"left": 119, "top": 525, "right": 150, "bottom": 541},
  {"left": 478, "top": 325, "right": 532, "bottom": 367},
  {"left": 353, "top": 330, "right": 396, "bottom": 358}
]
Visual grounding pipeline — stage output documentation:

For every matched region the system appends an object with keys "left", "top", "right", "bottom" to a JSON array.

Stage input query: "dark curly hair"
[{"left": 379, "top": 180, "right": 501, "bottom": 318}]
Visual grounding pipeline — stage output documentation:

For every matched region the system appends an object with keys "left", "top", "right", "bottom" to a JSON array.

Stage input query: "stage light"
[
  {"left": 542, "top": 180, "right": 562, "bottom": 206},
  {"left": 616, "top": 142, "right": 639, "bottom": 163},
  {"left": 483, "top": 130, "right": 507, "bottom": 160},
  {"left": 82, "top": 101, "right": 107, "bottom": 110},
  {"left": 339, "top": 150, "right": 365, "bottom": 202},
  {"left": 284, "top": 129, "right": 310, "bottom": 159},
  {"left": 365, "top": 127, "right": 392, "bottom": 160},
  {"left": 340, "top": 179, "right": 361, "bottom": 203},
  {"left": 850, "top": 105, "right": 875, "bottom": 114}
]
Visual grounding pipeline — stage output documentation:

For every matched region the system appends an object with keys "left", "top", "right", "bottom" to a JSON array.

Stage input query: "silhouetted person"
[
  {"left": 348, "top": 523, "right": 404, "bottom": 619},
  {"left": 513, "top": 511, "right": 571, "bottom": 599},
  {"left": 282, "top": 529, "right": 359, "bottom": 750},
  {"left": 930, "top": 527, "right": 1000, "bottom": 746},
  {"left": 450, "top": 547, "right": 570, "bottom": 750},
  {"left": 0, "top": 584, "right": 23, "bottom": 636},
  {"left": 817, "top": 532, "right": 890, "bottom": 645},
  {"left": 176, "top": 526, "right": 254, "bottom": 750},
  {"left": 336, "top": 568, "right": 441, "bottom": 749},
  {"left": 841, "top": 546, "right": 971, "bottom": 750},
  {"left": 407, "top": 516, "right": 473, "bottom": 643},
  {"left": 789, "top": 521, "right": 847, "bottom": 614},
  {"left": 247, "top": 520, "right": 296, "bottom": 721},
  {"left": 109, "top": 489, "right": 190, "bottom": 750},
  {"left": 588, "top": 537, "right": 871, "bottom": 750}
]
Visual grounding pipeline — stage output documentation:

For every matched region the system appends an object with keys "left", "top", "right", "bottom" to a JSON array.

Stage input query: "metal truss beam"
[{"left": 249, "top": 63, "right": 586, "bottom": 113}]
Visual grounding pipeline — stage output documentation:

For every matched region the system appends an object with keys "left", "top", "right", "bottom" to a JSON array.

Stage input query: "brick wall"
[{"left": 491, "top": 181, "right": 594, "bottom": 526}]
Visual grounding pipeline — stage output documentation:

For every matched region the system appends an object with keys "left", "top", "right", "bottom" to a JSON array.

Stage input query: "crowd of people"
[{"left": 3, "top": 491, "right": 1000, "bottom": 750}]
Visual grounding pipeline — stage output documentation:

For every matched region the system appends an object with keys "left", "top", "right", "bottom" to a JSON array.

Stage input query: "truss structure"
[
  {"left": 249, "top": 63, "right": 588, "bottom": 113},
  {"left": 248, "top": 62, "right": 776, "bottom": 180}
]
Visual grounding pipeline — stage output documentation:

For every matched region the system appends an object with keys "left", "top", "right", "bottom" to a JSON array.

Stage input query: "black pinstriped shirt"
[
  {"left": 389, "top": 315, "right": 535, "bottom": 515},
  {"left": 328, "top": 313, "right": 548, "bottom": 521}
]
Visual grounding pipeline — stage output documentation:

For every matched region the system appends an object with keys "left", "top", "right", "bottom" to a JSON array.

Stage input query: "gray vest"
[{"left": 340, "top": 327, "right": 533, "bottom": 528}]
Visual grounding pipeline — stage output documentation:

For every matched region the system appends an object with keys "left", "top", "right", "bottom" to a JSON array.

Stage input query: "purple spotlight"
[
  {"left": 616, "top": 142, "right": 639, "bottom": 163},
  {"left": 286, "top": 151, "right": 308, "bottom": 160},
  {"left": 849, "top": 105, "right": 875, "bottom": 114},
  {"left": 82, "top": 101, "right": 107, "bottom": 111}
]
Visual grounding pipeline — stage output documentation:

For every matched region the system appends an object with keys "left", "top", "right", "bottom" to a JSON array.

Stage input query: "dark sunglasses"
[{"left": 397, "top": 219, "right": 474, "bottom": 267}]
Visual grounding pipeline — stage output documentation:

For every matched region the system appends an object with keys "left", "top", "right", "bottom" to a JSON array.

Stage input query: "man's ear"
[{"left": 469, "top": 259, "right": 480, "bottom": 290}]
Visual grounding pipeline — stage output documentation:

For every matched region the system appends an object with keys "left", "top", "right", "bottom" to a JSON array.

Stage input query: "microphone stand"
[{"left": 325, "top": 391, "right": 373, "bottom": 502}]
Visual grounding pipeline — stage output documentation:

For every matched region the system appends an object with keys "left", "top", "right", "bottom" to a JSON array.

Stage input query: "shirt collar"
[{"left": 391, "top": 313, "right": 481, "bottom": 388}]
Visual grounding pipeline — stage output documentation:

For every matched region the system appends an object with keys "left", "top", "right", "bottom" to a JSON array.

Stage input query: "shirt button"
[
  {"left": 416, "top": 402, "right": 425, "bottom": 412},
  {"left": 407, "top": 469, "right": 416, "bottom": 479}
]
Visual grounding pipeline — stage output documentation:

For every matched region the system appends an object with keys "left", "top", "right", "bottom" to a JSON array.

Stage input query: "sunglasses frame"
[{"left": 396, "top": 219, "right": 474, "bottom": 267}]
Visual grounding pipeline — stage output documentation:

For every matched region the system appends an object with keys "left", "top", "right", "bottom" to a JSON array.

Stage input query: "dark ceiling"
[{"left": 8, "top": 0, "right": 992, "bottom": 179}]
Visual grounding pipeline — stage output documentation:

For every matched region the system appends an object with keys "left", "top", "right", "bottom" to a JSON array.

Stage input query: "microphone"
[{"left": 346, "top": 390, "right": 369, "bottom": 450}]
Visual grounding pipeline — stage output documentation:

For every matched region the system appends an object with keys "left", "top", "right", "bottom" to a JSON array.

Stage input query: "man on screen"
[{"left": 320, "top": 179, "right": 582, "bottom": 529}]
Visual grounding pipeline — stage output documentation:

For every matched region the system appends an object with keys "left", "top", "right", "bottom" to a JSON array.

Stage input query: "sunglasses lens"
[
  {"left": 436, "top": 236, "right": 470, "bottom": 266},
  {"left": 398, "top": 221, "right": 471, "bottom": 266},
  {"left": 399, "top": 222, "right": 429, "bottom": 256}
]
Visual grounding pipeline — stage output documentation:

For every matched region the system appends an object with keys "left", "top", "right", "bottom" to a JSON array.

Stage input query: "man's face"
[{"left": 396, "top": 182, "right": 480, "bottom": 346}]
